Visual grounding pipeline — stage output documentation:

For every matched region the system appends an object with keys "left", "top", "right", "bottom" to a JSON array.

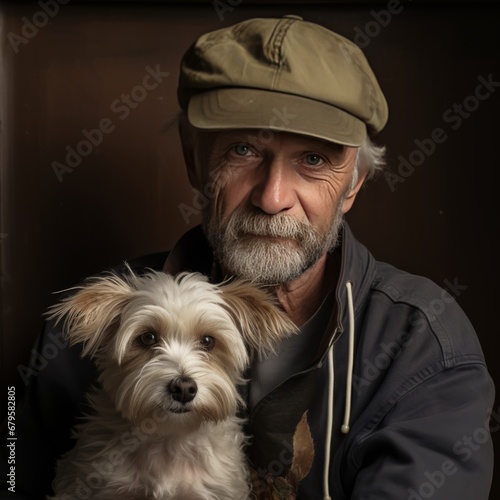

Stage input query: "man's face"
[{"left": 199, "top": 130, "right": 360, "bottom": 284}]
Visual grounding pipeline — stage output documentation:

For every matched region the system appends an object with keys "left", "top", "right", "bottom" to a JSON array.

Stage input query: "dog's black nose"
[{"left": 168, "top": 377, "right": 198, "bottom": 404}]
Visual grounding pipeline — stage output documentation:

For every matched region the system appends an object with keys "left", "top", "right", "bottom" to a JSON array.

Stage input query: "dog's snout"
[{"left": 168, "top": 377, "right": 198, "bottom": 404}]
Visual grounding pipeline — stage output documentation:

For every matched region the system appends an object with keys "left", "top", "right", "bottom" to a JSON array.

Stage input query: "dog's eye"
[
  {"left": 199, "top": 335, "right": 215, "bottom": 352},
  {"left": 139, "top": 331, "right": 158, "bottom": 347}
]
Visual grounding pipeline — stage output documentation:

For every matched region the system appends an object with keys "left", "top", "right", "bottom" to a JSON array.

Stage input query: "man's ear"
[
  {"left": 342, "top": 170, "right": 367, "bottom": 214},
  {"left": 178, "top": 112, "right": 200, "bottom": 189}
]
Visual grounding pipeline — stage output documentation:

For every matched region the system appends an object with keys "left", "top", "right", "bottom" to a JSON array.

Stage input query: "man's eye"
[
  {"left": 232, "top": 144, "right": 252, "bottom": 156},
  {"left": 304, "top": 153, "right": 325, "bottom": 166}
]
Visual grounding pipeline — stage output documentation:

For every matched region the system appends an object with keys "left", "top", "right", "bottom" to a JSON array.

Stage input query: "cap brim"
[{"left": 187, "top": 88, "right": 366, "bottom": 147}]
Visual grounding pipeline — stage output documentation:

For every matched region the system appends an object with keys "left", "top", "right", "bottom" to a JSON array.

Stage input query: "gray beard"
[{"left": 205, "top": 206, "right": 344, "bottom": 285}]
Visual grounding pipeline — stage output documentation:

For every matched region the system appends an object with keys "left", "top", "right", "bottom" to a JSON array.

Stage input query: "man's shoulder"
[
  {"left": 372, "top": 262, "right": 467, "bottom": 309},
  {"left": 368, "top": 260, "right": 482, "bottom": 364}
]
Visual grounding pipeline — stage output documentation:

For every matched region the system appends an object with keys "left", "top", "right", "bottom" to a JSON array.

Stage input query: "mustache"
[{"left": 228, "top": 211, "right": 315, "bottom": 241}]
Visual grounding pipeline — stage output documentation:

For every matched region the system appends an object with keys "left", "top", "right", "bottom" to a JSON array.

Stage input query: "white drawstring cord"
[
  {"left": 342, "top": 281, "right": 355, "bottom": 434},
  {"left": 323, "top": 341, "right": 334, "bottom": 500},
  {"left": 323, "top": 280, "right": 356, "bottom": 498}
]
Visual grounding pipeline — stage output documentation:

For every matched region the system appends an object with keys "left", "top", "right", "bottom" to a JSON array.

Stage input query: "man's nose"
[{"left": 250, "top": 160, "right": 295, "bottom": 215}]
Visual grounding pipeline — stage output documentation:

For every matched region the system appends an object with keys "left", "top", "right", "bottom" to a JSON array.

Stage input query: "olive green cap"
[{"left": 178, "top": 16, "right": 388, "bottom": 147}]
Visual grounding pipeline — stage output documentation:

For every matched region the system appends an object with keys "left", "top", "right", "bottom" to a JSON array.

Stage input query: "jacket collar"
[{"left": 333, "top": 222, "right": 377, "bottom": 335}]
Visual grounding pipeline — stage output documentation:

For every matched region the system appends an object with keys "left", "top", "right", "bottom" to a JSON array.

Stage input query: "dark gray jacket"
[{"left": 1, "top": 224, "right": 494, "bottom": 499}]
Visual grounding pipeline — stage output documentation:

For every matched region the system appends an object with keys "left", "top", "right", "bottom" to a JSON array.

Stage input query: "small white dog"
[{"left": 47, "top": 269, "right": 295, "bottom": 500}]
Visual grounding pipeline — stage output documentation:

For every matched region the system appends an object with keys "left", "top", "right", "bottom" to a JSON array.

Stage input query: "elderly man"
[{"left": 1, "top": 16, "right": 494, "bottom": 500}]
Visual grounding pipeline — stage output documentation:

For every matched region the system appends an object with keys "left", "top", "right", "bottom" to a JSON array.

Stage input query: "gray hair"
[{"left": 351, "top": 136, "right": 387, "bottom": 189}]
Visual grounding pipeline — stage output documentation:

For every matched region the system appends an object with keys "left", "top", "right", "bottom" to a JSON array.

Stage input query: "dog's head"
[{"left": 48, "top": 268, "right": 296, "bottom": 434}]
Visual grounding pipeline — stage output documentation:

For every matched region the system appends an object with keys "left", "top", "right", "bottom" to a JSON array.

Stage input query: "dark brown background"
[{"left": 1, "top": 0, "right": 498, "bottom": 497}]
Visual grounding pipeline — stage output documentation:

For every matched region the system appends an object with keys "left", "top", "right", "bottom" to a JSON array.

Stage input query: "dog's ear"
[
  {"left": 221, "top": 281, "right": 297, "bottom": 358},
  {"left": 47, "top": 271, "right": 135, "bottom": 358}
]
